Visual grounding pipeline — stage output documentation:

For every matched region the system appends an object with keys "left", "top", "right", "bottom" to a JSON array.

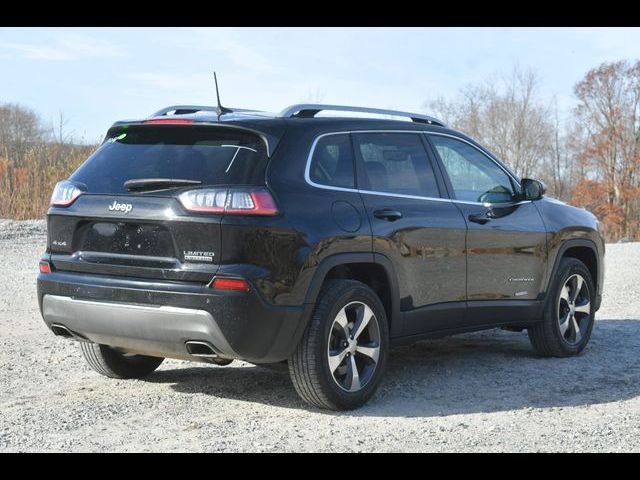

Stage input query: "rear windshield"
[{"left": 70, "top": 125, "right": 268, "bottom": 193}]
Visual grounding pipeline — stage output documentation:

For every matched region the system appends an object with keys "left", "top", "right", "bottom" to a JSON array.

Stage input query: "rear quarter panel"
[{"left": 221, "top": 123, "right": 372, "bottom": 306}]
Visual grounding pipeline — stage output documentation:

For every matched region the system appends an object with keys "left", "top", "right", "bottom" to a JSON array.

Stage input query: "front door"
[
  {"left": 352, "top": 132, "right": 468, "bottom": 335},
  {"left": 427, "top": 133, "right": 547, "bottom": 324}
]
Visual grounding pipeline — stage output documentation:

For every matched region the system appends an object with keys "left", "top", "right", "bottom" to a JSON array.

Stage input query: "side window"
[
  {"left": 353, "top": 132, "right": 440, "bottom": 197},
  {"left": 430, "top": 135, "right": 515, "bottom": 203},
  {"left": 309, "top": 134, "right": 355, "bottom": 188}
]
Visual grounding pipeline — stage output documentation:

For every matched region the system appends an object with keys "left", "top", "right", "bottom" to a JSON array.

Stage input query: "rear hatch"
[{"left": 47, "top": 123, "right": 270, "bottom": 283}]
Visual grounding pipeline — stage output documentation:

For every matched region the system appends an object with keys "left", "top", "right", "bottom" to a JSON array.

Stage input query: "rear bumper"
[
  {"left": 37, "top": 271, "right": 311, "bottom": 363},
  {"left": 42, "top": 295, "right": 238, "bottom": 359}
]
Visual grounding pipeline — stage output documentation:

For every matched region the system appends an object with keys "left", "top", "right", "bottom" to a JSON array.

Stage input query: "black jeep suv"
[{"left": 37, "top": 103, "right": 604, "bottom": 410}]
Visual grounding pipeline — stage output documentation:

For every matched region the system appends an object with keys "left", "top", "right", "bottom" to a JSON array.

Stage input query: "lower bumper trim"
[{"left": 42, "top": 294, "right": 237, "bottom": 360}]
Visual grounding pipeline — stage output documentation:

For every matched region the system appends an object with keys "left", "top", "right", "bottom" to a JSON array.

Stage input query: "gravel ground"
[{"left": 0, "top": 219, "right": 639, "bottom": 452}]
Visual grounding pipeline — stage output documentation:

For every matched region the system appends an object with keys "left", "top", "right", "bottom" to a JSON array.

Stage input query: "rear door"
[
  {"left": 353, "top": 131, "right": 467, "bottom": 336},
  {"left": 47, "top": 124, "right": 269, "bottom": 283},
  {"left": 427, "top": 133, "right": 547, "bottom": 315}
]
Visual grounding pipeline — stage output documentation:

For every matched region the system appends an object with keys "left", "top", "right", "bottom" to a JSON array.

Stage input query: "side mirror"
[{"left": 521, "top": 178, "right": 546, "bottom": 201}]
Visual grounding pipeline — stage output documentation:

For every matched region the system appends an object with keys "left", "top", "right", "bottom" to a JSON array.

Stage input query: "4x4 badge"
[{"left": 108, "top": 200, "right": 133, "bottom": 214}]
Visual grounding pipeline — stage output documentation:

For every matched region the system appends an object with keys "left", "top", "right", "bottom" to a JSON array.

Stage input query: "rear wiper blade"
[{"left": 124, "top": 178, "right": 202, "bottom": 191}]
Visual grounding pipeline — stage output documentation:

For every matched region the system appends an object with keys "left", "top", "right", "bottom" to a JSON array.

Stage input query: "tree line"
[
  {"left": 1, "top": 59, "right": 638, "bottom": 241},
  {"left": 427, "top": 60, "right": 640, "bottom": 243},
  {"left": 0, "top": 103, "right": 95, "bottom": 219}
]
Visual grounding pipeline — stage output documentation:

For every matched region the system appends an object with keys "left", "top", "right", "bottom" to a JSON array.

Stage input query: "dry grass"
[{"left": 0, "top": 143, "right": 96, "bottom": 219}]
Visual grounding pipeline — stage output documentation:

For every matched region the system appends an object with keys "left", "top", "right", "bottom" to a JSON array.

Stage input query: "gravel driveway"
[{"left": 1, "top": 219, "right": 638, "bottom": 452}]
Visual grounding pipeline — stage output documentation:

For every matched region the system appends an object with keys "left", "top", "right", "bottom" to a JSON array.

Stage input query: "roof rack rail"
[
  {"left": 150, "top": 105, "right": 262, "bottom": 117},
  {"left": 278, "top": 104, "right": 446, "bottom": 126}
]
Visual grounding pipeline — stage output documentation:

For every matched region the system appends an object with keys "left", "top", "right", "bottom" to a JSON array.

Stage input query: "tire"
[
  {"left": 80, "top": 343, "right": 164, "bottom": 379},
  {"left": 288, "top": 279, "right": 389, "bottom": 410},
  {"left": 528, "top": 257, "right": 595, "bottom": 357}
]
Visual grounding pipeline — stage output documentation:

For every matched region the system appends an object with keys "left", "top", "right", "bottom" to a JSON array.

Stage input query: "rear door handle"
[
  {"left": 468, "top": 213, "right": 491, "bottom": 224},
  {"left": 374, "top": 209, "right": 403, "bottom": 221}
]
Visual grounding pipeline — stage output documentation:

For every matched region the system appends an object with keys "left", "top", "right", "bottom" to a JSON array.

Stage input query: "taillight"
[
  {"left": 178, "top": 188, "right": 278, "bottom": 216},
  {"left": 226, "top": 190, "right": 278, "bottom": 215},
  {"left": 210, "top": 277, "right": 250, "bottom": 292},
  {"left": 50, "top": 180, "right": 83, "bottom": 207},
  {"left": 39, "top": 261, "right": 51, "bottom": 274}
]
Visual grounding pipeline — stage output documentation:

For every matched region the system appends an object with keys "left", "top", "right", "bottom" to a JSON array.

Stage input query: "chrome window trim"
[
  {"left": 305, "top": 132, "right": 358, "bottom": 192},
  {"left": 303, "top": 130, "right": 530, "bottom": 208}
]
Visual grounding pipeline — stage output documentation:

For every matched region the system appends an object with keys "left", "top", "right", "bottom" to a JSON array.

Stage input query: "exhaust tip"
[
  {"left": 50, "top": 323, "right": 90, "bottom": 342},
  {"left": 185, "top": 340, "right": 219, "bottom": 357},
  {"left": 50, "top": 323, "right": 74, "bottom": 338}
]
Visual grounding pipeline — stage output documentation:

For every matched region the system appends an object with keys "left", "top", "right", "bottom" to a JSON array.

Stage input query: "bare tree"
[
  {"left": 301, "top": 87, "right": 325, "bottom": 104},
  {"left": 54, "top": 111, "right": 72, "bottom": 145},
  {"left": 538, "top": 98, "right": 578, "bottom": 200},
  {"left": 0, "top": 102, "right": 49, "bottom": 162},
  {"left": 425, "top": 67, "right": 555, "bottom": 180}
]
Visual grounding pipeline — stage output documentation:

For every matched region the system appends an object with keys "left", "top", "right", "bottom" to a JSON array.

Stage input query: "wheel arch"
[
  {"left": 544, "top": 238, "right": 600, "bottom": 309},
  {"left": 303, "top": 253, "right": 401, "bottom": 337}
]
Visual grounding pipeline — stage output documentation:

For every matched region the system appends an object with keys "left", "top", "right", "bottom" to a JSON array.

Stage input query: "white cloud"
[
  {"left": 570, "top": 27, "right": 640, "bottom": 60},
  {"left": 126, "top": 72, "right": 210, "bottom": 91},
  {"left": 56, "top": 32, "right": 127, "bottom": 58},
  {"left": 182, "top": 28, "right": 276, "bottom": 74},
  {"left": 1, "top": 42, "right": 76, "bottom": 60},
  {"left": 0, "top": 32, "right": 127, "bottom": 61}
]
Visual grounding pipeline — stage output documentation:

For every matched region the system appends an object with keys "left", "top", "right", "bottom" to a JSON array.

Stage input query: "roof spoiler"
[{"left": 151, "top": 105, "right": 262, "bottom": 117}]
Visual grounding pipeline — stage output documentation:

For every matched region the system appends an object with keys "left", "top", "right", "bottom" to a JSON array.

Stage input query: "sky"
[{"left": 1, "top": 27, "right": 639, "bottom": 144}]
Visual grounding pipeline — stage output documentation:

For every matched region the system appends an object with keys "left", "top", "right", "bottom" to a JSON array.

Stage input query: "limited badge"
[{"left": 183, "top": 251, "right": 215, "bottom": 263}]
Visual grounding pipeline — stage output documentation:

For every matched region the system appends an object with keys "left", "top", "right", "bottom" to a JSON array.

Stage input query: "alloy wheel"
[
  {"left": 558, "top": 273, "right": 591, "bottom": 345},
  {"left": 327, "top": 301, "right": 381, "bottom": 392}
]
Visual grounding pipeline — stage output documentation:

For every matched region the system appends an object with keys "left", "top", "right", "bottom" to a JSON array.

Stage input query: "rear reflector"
[
  {"left": 178, "top": 188, "right": 278, "bottom": 216},
  {"left": 39, "top": 261, "right": 51, "bottom": 274},
  {"left": 143, "top": 119, "right": 195, "bottom": 125},
  {"left": 210, "top": 277, "right": 250, "bottom": 292}
]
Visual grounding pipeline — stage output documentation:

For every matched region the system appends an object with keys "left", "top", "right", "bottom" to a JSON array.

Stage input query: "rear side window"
[
  {"left": 70, "top": 126, "right": 268, "bottom": 194},
  {"left": 309, "top": 134, "right": 355, "bottom": 188},
  {"left": 353, "top": 132, "right": 440, "bottom": 197}
]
